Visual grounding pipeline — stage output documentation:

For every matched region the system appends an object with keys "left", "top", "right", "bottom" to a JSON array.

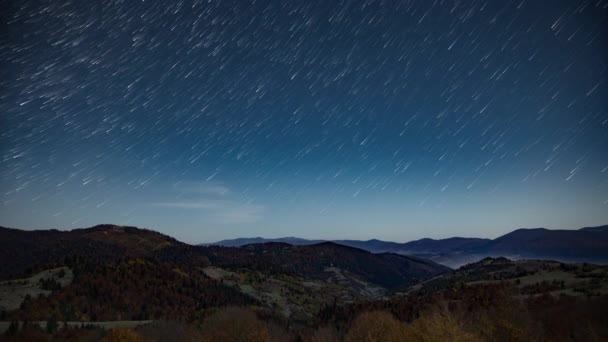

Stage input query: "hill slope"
[
  {"left": 480, "top": 226, "right": 608, "bottom": 261},
  {"left": 0, "top": 224, "right": 209, "bottom": 280},
  {"left": 201, "top": 241, "right": 449, "bottom": 290},
  {"left": 211, "top": 236, "right": 325, "bottom": 247},
  {"left": 0, "top": 225, "right": 451, "bottom": 322}
]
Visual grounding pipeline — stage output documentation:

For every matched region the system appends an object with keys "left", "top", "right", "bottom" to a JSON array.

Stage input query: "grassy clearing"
[{"left": 0, "top": 267, "right": 73, "bottom": 312}]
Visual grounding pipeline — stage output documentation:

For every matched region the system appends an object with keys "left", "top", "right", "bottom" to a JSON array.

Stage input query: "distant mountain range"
[{"left": 208, "top": 225, "right": 608, "bottom": 268}]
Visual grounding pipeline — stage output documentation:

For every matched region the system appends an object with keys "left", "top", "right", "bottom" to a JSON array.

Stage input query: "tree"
[
  {"left": 345, "top": 311, "right": 405, "bottom": 342},
  {"left": 201, "top": 307, "right": 269, "bottom": 342},
  {"left": 47, "top": 314, "right": 58, "bottom": 333},
  {"left": 303, "top": 326, "right": 339, "bottom": 342},
  {"left": 403, "top": 305, "right": 477, "bottom": 342},
  {"left": 104, "top": 327, "right": 143, "bottom": 342},
  {"left": 6, "top": 321, "right": 19, "bottom": 336}
]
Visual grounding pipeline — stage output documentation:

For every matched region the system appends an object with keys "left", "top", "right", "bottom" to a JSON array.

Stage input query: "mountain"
[
  {"left": 406, "top": 256, "right": 608, "bottom": 298},
  {"left": 397, "top": 237, "right": 491, "bottom": 254},
  {"left": 332, "top": 239, "right": 405, "bottom": 252},
  {"left": 210, "top": 236, "right": 324, "bottom": 247},
  {"left": 207, "top": 236, "right": 488, "bottom": 254},
  {"left": 479, "top": 226, "right": 608, "bottom": 261},
  {"left": 2, "top": 224, "right": 607, "bottom": 341},
  {"left": 202, "top": 241, "right": 449, "bottom": 290},
  {"left": 0, "top": 225, "right": 449, "bottom": 322},
  {"left": 207, "top": 225, "right": 608, "bottom": 268},
  {"left": 0, "top": 225, "right": 256, "bottom": 320},
  {"left": 399, "top": 225, "right": 608, "bottom": 266},
  {"left": 579, "top": 225, "right": 608, "bottom": 233},
  {"left": 0, "top": 224, "right": 212, "bottom": 280}
]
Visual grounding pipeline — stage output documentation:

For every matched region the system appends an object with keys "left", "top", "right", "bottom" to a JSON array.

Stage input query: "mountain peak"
[{"left": 579, "top": 225, "right": 608, "bottom": 233}]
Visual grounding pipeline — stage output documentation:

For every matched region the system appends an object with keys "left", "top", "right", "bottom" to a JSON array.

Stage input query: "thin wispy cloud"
[
  {"left": 151, "top": 182, "right": 263, "bottom": 224},
  {"left": 151, "top": 200, "right": 264, "bottom": 224},
  {"left": 172, "top": 181, "right": 230, "bottom": 196},
  {"left": 151, "top": 200, "right": 228, "bottom": 209}
]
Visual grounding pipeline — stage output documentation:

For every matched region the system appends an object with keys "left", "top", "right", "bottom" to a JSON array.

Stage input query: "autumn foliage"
[
  {"left": 104, "top": 327, "right": 143, "bottom": 342},
  {"left": 344, "top": 311, "right": 405, "bottom": 342},
  {"left": 200, "top": 307, "right": 270, "bottom": 342},
  {"left": 10, "top": 258, "right": 256, "bottom": 321}
]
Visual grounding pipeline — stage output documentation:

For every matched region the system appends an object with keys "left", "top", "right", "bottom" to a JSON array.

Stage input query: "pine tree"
[
  {"left": 6, "top": 321, "right": 19, "bottom": 336},
  {"left": 47, "top": 315, "right": 58, "bottom": 333}
]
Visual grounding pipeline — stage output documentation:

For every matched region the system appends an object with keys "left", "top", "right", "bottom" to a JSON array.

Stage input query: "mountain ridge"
[
  {"left": 207, "top": 225, "right": 608, "bottom": 268},
  {"left": 0, "top": 224, "right": 449, "bottom": 291}
]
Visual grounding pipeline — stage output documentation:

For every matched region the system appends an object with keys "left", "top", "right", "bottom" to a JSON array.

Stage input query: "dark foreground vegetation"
[{"left": 3, "top": 286, "right": 607, "bottom": 341}]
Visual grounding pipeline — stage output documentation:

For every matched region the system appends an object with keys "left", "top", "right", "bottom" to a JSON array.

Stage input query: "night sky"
[{"left": 1, "top": 0, "right": 607, "bottom": 243}]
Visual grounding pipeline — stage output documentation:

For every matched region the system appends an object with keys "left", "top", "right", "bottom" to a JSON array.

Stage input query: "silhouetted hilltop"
[
  {"left": 212, "top": 236, "right": 325, "bottom": 247},
  {"left": 398, "top": 236, "right": 491, "bottom": 254},
  {"left": 481, "top": 226, "right": 608, "bottom": 260},
  {"left": 0, "top": 224, "right": 208, "bottom": 280}
]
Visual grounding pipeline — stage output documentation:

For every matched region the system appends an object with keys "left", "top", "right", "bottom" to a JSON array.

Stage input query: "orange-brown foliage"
[
  {"left": 104, "top": 327, "right": 143, "bottom": 342},
  {"left": 344, "top": 310, "right": 405, "bottom": 342},
  {"left": 200, "top": 307, "right": 270, "bottom": 342}
]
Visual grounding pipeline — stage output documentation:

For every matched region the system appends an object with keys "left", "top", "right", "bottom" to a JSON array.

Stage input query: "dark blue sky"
[{"left": 1, "top": 0, "right": 607, "bottom": 243}]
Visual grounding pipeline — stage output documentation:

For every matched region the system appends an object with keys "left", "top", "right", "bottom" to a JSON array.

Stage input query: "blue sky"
[{"left": 1, "top": 0, "right": 607, "bottom": 243}]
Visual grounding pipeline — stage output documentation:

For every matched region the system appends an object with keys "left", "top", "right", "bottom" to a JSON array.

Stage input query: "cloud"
[
  {"left": 152, "top": 200, "right": 228, "bottom": 209},
  {"left": 173, "top": 181, "right": 230, "bottom": 196},
  {"left": 213, "top": 203, "right": 264, "bottom": 224},
  {"left": 151, "top": 181, "right": 264, "bottom": 224},
  {"left": 150, "top": 199, "right": 264, "bottom": 224}
]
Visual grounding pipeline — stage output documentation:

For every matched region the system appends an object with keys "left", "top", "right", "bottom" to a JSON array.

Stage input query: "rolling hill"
[
  {"left": 0, "top": 224, "right": 210, "bottom": 280},
  {"left": 479, "top": 226, "right": 608, "bottom": 260},
  {"left": 0, "top": 224, "right": 450, "bottom": 322},
  {"left": 202, "top": 241, "right": 449, "bottom": 290},
  {"left": 208, "top": 225, "right": 608, "bottom": 268}
]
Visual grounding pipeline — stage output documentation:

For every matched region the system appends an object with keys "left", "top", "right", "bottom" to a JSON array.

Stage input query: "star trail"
[{"left": 1, "top": 0, "right": 607, "bottom": 243}]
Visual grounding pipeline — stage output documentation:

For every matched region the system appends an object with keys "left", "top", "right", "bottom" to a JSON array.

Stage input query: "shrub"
[
  {"left": 403, "top": 305, "right": 477, "bottom": 342},
  {"left": 201, "top": 307, "right": 270, "bottom": 342},
  {"left": 345, "top": 311, "right": 405, "bottom": 342},
  {"left": 104, "top": 327, "right": 143, "bottom": 342}
]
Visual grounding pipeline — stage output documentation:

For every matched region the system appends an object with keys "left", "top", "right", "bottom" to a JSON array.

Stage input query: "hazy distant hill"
[
  {"left": 210, "top": 236, "right": 325, "bottom": 247},
  {"left": 208, "top": 236, "right": 493, "bottom": 254},
  {"left": 332, "top": 239, "right": 405, "bottom": 252},
  {"left": 579, "top": 226, "right": 608, "bottom": 233},
  {"left": 479, "top": 226, "right": 608, "bottom": 260},
  {"left": 208, "top": 225, "right": 608, "bottom": 268},
  {"left": 397, "top": 237, "right": 491, "bottom": 254}
]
